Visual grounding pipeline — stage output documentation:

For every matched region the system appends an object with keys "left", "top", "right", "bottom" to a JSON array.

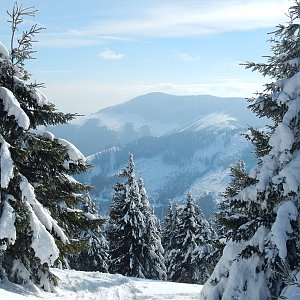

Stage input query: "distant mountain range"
[{"left": 49, "top": 92, "right": 265, "bottom": 218}]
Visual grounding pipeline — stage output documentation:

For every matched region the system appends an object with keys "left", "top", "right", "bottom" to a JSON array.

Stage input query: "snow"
[
  {"left": 19, "top": 175, "right": 68, "bottom": 264},
  {"left": 0, "top": 198, "right": 16, "bottom": 249},
  {"left": 281, "top": 272, "right": 300, "bottom": 300},
  {"left": 0, "top": 268, "right": 202, "bottom": 300},
  {"left": 0, "top": 134, "right": 14, "bottom": 189},
  {"left": 24, "top": 200, "right": 60, "bottom": 265},
  {"left": 0, "top": 41, "right": 9, "bottom": 59},
  {"left": 0, "top": 86, "right": 30, "bottom": 129},
  {"left": 200, "top": 240, "right": 270, "bottom": 300},
  {"left": 19, "top": 175, "right": 68, "bottom": 242},
  {"left": 281, "top": 71, "right": 300, "bottom": 100},
  {"left": 273, "top": 150, "right": 300, "bottom": 195},
  {"left": 269, "top": 123, "right": 294, "bottom": 152},
  {"left": 178, "top": 113, "right": 238, "bottom": 132},
  {"left": 84, "top": 212, "right": 98, "bottom": 221},
  {"left": 42, "top": 131, "right": 55, "bottom": 141},
  {"left": 30, "top": 88, "right": 49, "bottom": 107},
  {"left": 271, "top": 200, "right": 298, "bottom": 260},
  {"left": 189, "top": 169, "right": 230, "bottom": 202},
  {"left": 58, "top": 138, "right": 86, "bottom": 169}
]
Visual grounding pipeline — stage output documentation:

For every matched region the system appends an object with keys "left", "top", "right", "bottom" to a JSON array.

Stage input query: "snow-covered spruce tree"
[
  {"left": 201, "top": 2, "right": 300, "bottom": 299},
  {"left": 107, "top": 154, "right": 166, "bottom": 279},
  {"left": 107, "top": 154, "right": 146, "bottom": 277},
  {"left": 163, "top": 202, "right": 181, "bottom": 280},
  {"left": 167, "top": 193, "right": 216, "bottom": 284},
  {"left": 0, "top": 4, "right": 94, "bottom": 290},
  {"left": 69, "top": 194, "right": 109, "bottom": 272},
  {"left": 138, "top": 178, "right": 167, "bottom": 280},
  {"left": 161, "top": 201, "right": 174, "bottom": 264}
]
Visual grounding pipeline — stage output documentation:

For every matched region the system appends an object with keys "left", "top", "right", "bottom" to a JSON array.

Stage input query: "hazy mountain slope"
[{"left": 48, "top": 93, "right": 264, "bottom": 155}]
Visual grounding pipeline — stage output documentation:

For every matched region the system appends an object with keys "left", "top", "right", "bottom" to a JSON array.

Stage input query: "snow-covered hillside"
[
  {"left": 48, "top": 92, "right": 266, "bottom": 155},
  {"left": 0, "top": 268, "right": 201, "bottom": 300}
]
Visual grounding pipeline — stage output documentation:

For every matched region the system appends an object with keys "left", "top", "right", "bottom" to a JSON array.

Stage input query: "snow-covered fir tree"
[
  {"left": 107, "top": 154, "right": 166, "bottom": 279},
  {"left": 201, "top": 2, "right": 300, "bottom": 299},
  {"left": 161, "top": 201, "right": 174, "bottom": 263},
  {"left": 162, "top": 202, "right": 182, "bottom": 280},
  {"left": 107, "top": 154, "right": 146, "bottom": 277},
  {"left": 69, "top": 194, "right": 109, "bottom": 273},
  {"left": 0, "top": 4, "right": 95, "bottom": 291},
  {"left": 166, "top": 193, "right": 216, "bottom": 284},
  {"left": 137, "top": 178, "right": 167, "bottom": 280}
]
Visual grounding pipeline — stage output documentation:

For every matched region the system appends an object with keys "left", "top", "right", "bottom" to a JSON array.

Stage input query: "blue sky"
[{"left": 0, "top": 0, "right": 291, "bottom": 113}]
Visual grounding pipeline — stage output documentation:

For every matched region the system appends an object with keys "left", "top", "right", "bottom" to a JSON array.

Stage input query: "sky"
[{"left": 0, "top": 0, "right": 292, "bottom": 114}]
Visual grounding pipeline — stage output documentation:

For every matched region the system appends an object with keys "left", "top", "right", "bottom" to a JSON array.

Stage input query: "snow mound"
[{"left": 0, "top": 268, "right": 202, "bottom": 300}]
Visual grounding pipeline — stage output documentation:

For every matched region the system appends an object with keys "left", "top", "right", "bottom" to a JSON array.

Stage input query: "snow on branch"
[
  {"left": 0, "top": 198, "right": 16, "bottom": 249},
  {"left": 271, "top": 200, "right": 298, "bottom": 260},
  {"left": 24, "top": 200, "right": 59, "bottom": 265},
  {"left": 0, "top": 41, "right": 9, "bottom": 60},
  {"left": 273, "top": 150, "right": 300, "bottom": 195},
  {"left": 30, "top": 88, "right": 49, "bottom": 107},
  {"left": 19, "top": 175, "right": 68, "bottom": 244},
  {"left": 57, "top": 138, "right": 86, "bottom": 169},
  {"left": 13, "top": 76, "right": 49, "bottom": 107},
  {"left": 0, "top": 134, "right": 14, "bottom": 188},
  {"left": 0, "top": 86, "right": 30, "bottom": 129}
]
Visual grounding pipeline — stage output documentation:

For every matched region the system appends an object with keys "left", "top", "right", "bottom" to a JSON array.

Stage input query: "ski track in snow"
[{"left": 0, "top": 268, "right": 201, "bottom": 300}]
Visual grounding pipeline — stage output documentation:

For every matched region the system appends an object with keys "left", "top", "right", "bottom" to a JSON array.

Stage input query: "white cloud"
[
  {"left": 99, "top": 49, "right": 125, "bottom": 60},
  {"left": 35, "top": 0, "right": 290, "bottom": 47},
  {"left": 176, "top": 51, "right": 201, "bottom": 62},
  {"left": 38, "top": 33, "right": 133, "bottom": 48},
  {"left": 81, "top": 0, "right": 289, "bottom": 38}
]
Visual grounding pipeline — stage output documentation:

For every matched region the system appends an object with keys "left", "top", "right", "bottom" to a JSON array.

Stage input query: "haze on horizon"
[{"left": 0, "top": 0, "right": 291, "bottom": 114}]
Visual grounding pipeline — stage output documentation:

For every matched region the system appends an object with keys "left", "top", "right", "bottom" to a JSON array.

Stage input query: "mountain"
[
  {"left": 50, "top": 92, "right": 265, "bottom": 219},
  {"left": 48, "top": 92, "right": 265, "bottom": 155}
]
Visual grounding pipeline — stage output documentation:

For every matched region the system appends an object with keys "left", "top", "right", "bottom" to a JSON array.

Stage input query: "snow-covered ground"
[{"left": 0, "top": 268, "right": 202, "bottom": 300}]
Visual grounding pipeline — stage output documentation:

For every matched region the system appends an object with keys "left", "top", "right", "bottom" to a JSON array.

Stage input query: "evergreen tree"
[
  {"left": 0, "top": 4, "right": 94, "bottom": 290},
  {"left": 201, "top": 2, "right": 300, "bottom": 299},
  {"left": 107, "top": 154, "right": 146, "bottom": 277},
  {"left": 69, "top": 194, "right": 109, "bottom": 273},
  {"left": 107, "top": 154, "right": 166, "bottom": 279},
  {"left": 138, "top": 178, "right": 167, "bottom": 280},
  {"left": 167, "top": 193, "right": 216, "bottom": 284},
  {"left": 161, "top": 201, "right": 174, "bottom": 260}
]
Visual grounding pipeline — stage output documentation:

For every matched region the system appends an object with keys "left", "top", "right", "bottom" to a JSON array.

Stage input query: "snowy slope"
[
  {"left": 85, "top": 127, "right": 254, "bottom": 219},
  {"left": 0, "top": 268, "right": 201, "bottom": 300},
  {"left": 178, "top": 113, "right": 240, "bottom": 133}
]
